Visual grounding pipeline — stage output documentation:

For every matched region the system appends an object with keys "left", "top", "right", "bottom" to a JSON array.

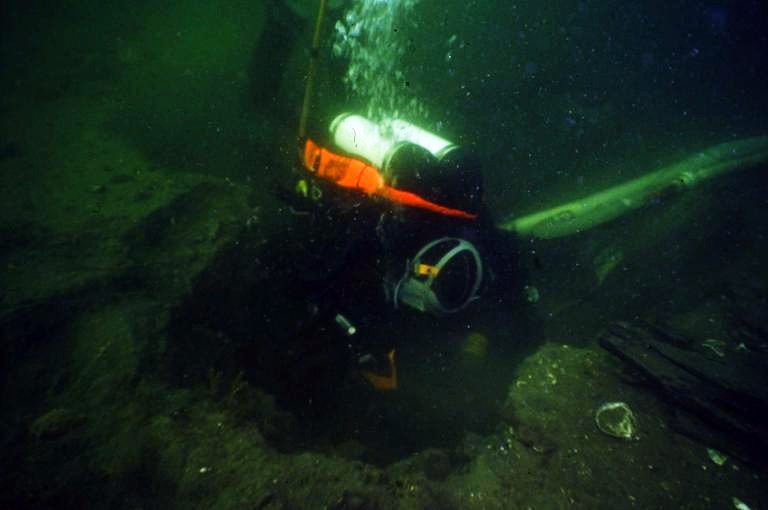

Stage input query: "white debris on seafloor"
[
  {"left": 707, "top": 448, "right": 728, "bottom": 466},
  {"left": 702, "top": 338, "right": 726, "bottom": 357},
  {"left": 595, "top": 401, "right": 638, "bottom": 440}
]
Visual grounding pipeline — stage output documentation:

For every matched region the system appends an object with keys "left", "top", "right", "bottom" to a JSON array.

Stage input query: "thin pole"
[{"left": 297, "top": 0, "right": 328, "bottom": 146}]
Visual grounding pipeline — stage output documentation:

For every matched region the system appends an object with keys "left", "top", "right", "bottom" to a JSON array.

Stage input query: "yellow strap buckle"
[{"left": 416, "top": 263, "right": 440, "bottom": 278}]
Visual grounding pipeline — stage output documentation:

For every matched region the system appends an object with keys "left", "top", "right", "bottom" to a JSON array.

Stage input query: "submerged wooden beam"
[{"left": 599, "top": 321, "right": 768, "bottom": 466}]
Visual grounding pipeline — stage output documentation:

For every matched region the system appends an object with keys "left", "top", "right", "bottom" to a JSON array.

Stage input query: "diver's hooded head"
[{"left": 385, "top": 237, "right": 483, "bottom": 316}]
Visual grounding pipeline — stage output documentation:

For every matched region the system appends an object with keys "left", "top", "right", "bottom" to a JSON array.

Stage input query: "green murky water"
[{"left": 1, "top": 1, "right": 767, "bottom": 508}]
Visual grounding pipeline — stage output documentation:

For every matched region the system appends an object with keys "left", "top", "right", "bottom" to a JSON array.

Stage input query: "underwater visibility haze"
[{"left": 1, "top": 0, "right": 768, "bottom": 508}]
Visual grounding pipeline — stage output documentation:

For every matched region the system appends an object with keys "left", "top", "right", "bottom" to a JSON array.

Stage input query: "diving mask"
[{"left": 391, "top": 237, "right": 483, "bottom": 315}]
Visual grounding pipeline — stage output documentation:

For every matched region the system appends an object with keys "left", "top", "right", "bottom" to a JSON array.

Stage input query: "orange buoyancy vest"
[
  {"left": 302, "top": 139, "right": 477, "bottom": 220},
  {"left": 303, "top": 138, "right": 384, "bottom": 195}
]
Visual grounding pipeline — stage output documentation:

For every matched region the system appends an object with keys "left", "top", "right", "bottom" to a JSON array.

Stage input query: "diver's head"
[{"left": 387, "top": 237, "right": 483, "bottom": 316}]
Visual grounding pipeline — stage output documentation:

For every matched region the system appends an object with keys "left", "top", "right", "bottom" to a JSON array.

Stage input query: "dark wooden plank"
[{"left": 599, "top": 322, "right": 768, "bottom": 466}]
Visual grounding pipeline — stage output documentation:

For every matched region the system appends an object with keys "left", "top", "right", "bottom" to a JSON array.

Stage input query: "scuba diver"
[
  {"left": 275, "top": 113, "right": 522, "bottom": 390},
  {"left": 268, "top": 0, "right": 766, "bottom": 397}
]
